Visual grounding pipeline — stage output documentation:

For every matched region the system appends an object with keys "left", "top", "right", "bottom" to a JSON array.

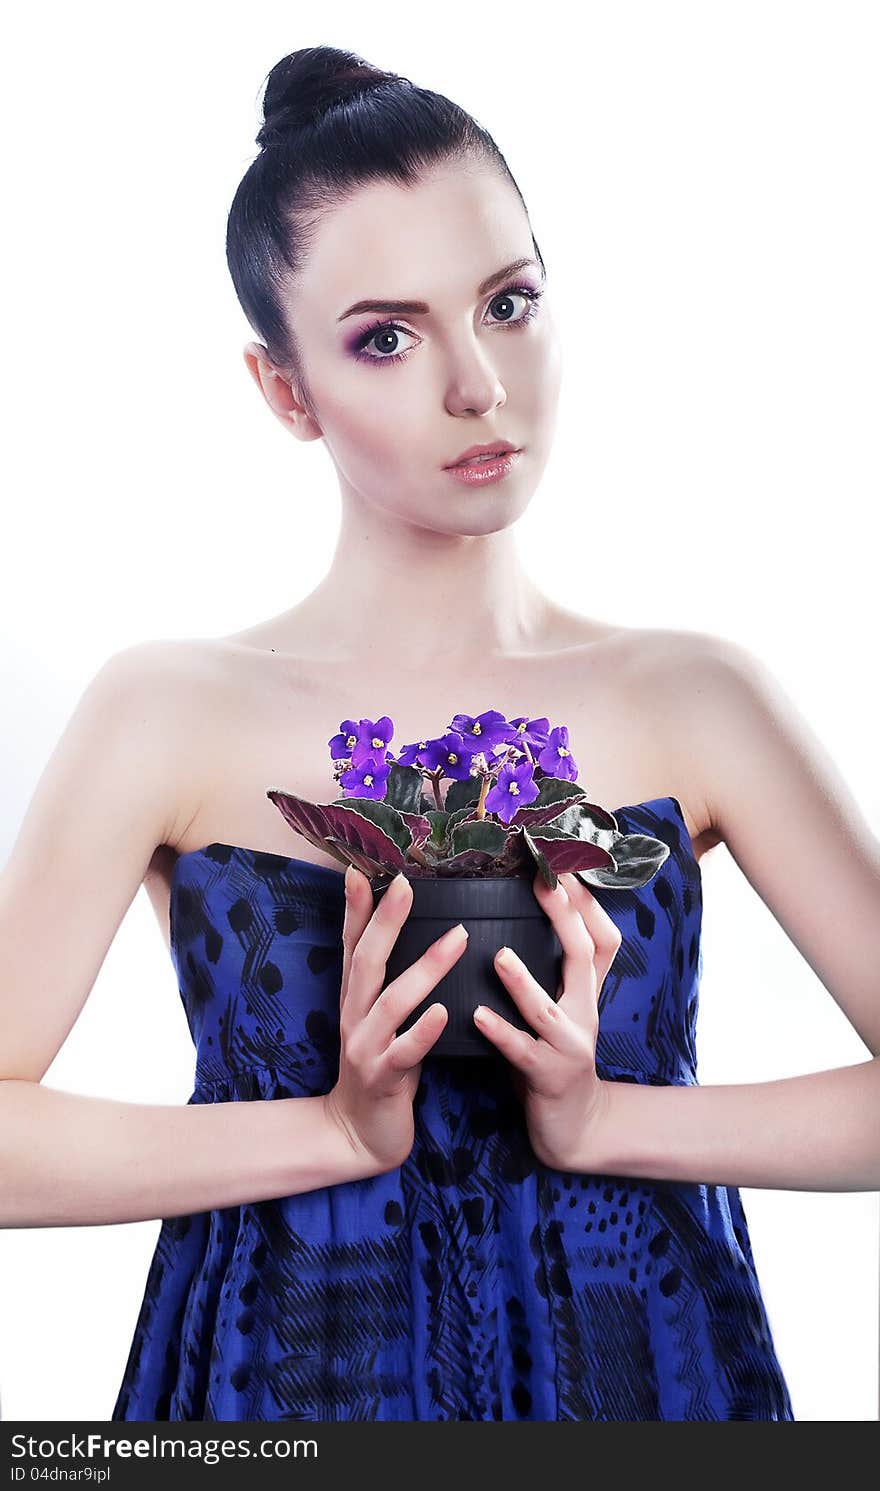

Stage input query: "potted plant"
[{"left": 267, "top": 710, "right": 669, "bottom": 1057}]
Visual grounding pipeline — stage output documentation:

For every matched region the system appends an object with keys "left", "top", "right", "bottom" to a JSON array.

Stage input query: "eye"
[
  {"left": 350, "top": 284, "right": 545, "bottom": 367},
  {"left": 485, "top": 287, "right": 543, "bottom": 327},
  {"left": 352, "top": 323, "right": 419, "bottom": 366}
]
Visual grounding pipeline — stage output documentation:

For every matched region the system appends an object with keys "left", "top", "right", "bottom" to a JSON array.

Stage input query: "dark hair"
[{"left": 225, "top": 45, "right": 545, "bottom": 414}]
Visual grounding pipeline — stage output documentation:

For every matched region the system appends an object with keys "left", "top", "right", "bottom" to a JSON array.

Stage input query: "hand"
[
  {"left": 323, "top": 867, "right": 467, "bottom": 1174},
  {"left": 472, "top": 871, "right": 622, "bottom": 1170}
]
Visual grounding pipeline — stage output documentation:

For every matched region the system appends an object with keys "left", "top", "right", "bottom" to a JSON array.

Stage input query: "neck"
[{"left": 286, "top": 498, "right": 558, "bottom": 669}]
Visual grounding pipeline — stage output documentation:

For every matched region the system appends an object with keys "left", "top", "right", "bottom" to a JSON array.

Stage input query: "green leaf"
[
  {"left": 572, "top": 832, "right": 670, "bottom": 890},
  {"left": 444, "top": 777, "right": 482, "bottom": 813},
  {"left": 449, "top": 817, "right": 508, "bottom": 857},
  {"left": 531, "top": 776, "right": 587, "bottom": 808},
  {"left": 268, "top": 789, "right": 414, "bottom": 874},
  {"left": 425, "top": 810, "right": 451, "bottom": 849},
  {"left": 323, "top": 836, "right": 392, "bottom": 878},
  {"left": 512, "top": 785, "right": 619, "bottom": 832},
  {"left": 446, "top": 805, "right": 484, "bottom": 831},
  {"left": 328, "top": 798, "right": 412, "bottom": 856},
  {"left": 382, "top": 760, "right": 425, "bottom": 813},
  {"left": 521, "top": 826, "right": 558, "bottom": 890},
  {"left": 539, "top": 801, "right": 612, "bottom": 840},
  {"left": 522, "top": 820, "right": 670, "bottom": 889}
]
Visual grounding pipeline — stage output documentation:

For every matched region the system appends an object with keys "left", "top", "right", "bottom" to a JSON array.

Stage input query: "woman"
[{"left": 3, "top": 45, "right": 878, "bottom": 1422}]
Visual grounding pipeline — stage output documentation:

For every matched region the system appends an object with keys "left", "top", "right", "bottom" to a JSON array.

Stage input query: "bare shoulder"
[
  {"left": 132, "top": 634, "right": 299, "bottom": 854},
  {"left": 615, "top": 626, "right": 743, "bottom": 848},
  {"left": 108, "top": 635, "right": 215, "bottom": 689},
  {"left": 628, "top": 628, "right": 880, "bottom": 1057},
  {"left": 614, "top": 622, "right": 722, "bottom": 679},
  {"left": 630, "top": 624, "right": 784, "bottom": 834},
  {"left": 109, "top": 637, "right": 234, "bottom": 861},
  {"left": 631, "top": 622, "right": 860, "bottom": 845},
  {"left": 105, "top": 636, "right": 227, "bottom": 733}
]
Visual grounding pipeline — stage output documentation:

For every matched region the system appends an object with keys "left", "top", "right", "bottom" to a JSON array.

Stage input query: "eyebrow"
[{"left": 336, "top": 257, "right": 545, "bottom": 322}]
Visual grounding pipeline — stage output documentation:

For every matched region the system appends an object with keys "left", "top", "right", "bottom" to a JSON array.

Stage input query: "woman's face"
[{"left": 276, "top": 160, "right": 563, "bottom": 537}]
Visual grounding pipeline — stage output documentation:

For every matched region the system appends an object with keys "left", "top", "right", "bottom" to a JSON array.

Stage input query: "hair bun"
[{"left": 257, "top": 46, "right": 406, "bottom": 147}]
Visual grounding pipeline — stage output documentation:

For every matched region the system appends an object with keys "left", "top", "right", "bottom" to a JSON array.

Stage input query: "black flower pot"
[{"left": 371, "top": 873, "right": 563, "bottom": 1057}]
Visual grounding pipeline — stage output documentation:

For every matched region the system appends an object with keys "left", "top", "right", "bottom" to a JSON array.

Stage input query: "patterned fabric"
[{"left": 112, "top": 797, "right": 794, "bottom": 1421}]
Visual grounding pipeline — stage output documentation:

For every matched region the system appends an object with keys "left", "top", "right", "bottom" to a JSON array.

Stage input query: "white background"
[{"left": 1, "top": 0, "right": 877, "bottom": 1422}]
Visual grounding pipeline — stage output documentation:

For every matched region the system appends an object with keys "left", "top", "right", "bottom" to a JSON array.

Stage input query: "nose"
[{"left": 444, "top": 341, "right": 507, "bottom": 418}]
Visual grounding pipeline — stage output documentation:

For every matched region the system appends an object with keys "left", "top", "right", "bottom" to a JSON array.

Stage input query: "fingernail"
[
  {"left": 496, "top": 946, "right": 512, "bottom": 967},
  {"left": 343, "top": 864, "right": 354, "bottom": 897}
]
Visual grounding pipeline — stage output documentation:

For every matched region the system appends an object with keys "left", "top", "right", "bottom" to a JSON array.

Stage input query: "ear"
[{"left": 243, "top": 341, "right": 323, "bottom": 441}]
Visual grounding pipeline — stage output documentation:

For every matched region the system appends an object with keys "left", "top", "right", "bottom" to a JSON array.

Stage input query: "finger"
[
  {"left": 528, "top": 875, "right": 601, "bottom": 1036},
  {"left": 343, "top": 870, "right": 418, "bottom": 1031},
  {"left": 370, "top": 922, "right": 469, "bottom": 1049},
  {"left": 473, "top": 1002, "right": 540, "bottom": 1072},
  {"left": 386, "top": 1002, "right": 449, "bottom": 1072},
  {"left": 491, "top": 942, "right": 587, "bottom": 1057},
  {"left": 552, "top": 871, "right": 622, "bottom": 996},
  {"left": 339, "top": 865, "right": 390, "bottom": 1014}
]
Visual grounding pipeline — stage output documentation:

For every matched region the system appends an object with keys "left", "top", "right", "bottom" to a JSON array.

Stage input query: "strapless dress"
[{"left": 111, "top": 796, "right": 795, "bottom": 1421}]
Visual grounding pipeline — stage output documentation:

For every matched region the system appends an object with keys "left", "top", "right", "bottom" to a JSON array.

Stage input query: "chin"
[{"left": 442, "top": 505, "right": 529, "bottom": 538}]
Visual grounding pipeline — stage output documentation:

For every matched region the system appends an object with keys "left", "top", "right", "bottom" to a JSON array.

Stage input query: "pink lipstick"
[{"left": 443, "top": 442, "right": 522, "bottom": 486}]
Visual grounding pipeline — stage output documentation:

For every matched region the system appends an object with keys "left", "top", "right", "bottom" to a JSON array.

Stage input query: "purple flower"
[
  {"left": 328, "top": 716, "right": 394, "bottom": 766},
  {"left": 536, "top": 724, "right": 579, "bottom": 781},
  {"left": 484, "top": 759, "right": 540, "bottom": 824},
  {"left": 506, "top": 715, "right": 551, "bottom": 752},
  {"left": 352, "top": 715, "right": 394, "bottom": 765},
  {"left": 339, "top": 754, "right": 392, "bottom": 799},
  {"left": 448, "top": 710, "right": 513, "bottom": 753},
  {"left": 418, "top": 731, "right": 476, "bottom": 781},
  {"left": 328, "top": 718, "right": 363, "bottom": 761},
  {"left": 396, "top": 739, "right": 431, "bottom": 768},
  {"left": 327, "top": 708, "right": 579, "bottom": 820}
]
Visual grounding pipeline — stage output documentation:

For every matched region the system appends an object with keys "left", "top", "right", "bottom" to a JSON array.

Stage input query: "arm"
[
  {"left": 576, "top": 632, "right": 880, "bottom": 1191},
  {"left": 0, "top": 643, "right": 382, "bottom": 1230},
  {"left": 584, "top": 1058, "right": 880, "bottom": 1191},
  {"left": 0, "top": 1084, "right": 383, "bottom": 1227}
]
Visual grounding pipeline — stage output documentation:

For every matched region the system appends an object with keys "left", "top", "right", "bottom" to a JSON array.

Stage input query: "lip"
[
  {"left": 445, "top": 441, "right": 520, "bottom": 468},
  {"left": 444, "top": 449, "right": 521, "bottom": 487}
]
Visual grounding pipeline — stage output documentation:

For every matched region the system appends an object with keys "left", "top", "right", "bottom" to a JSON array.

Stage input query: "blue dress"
[{"left": 111, "top": 796, "right": 794, "bottom": 1421}]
